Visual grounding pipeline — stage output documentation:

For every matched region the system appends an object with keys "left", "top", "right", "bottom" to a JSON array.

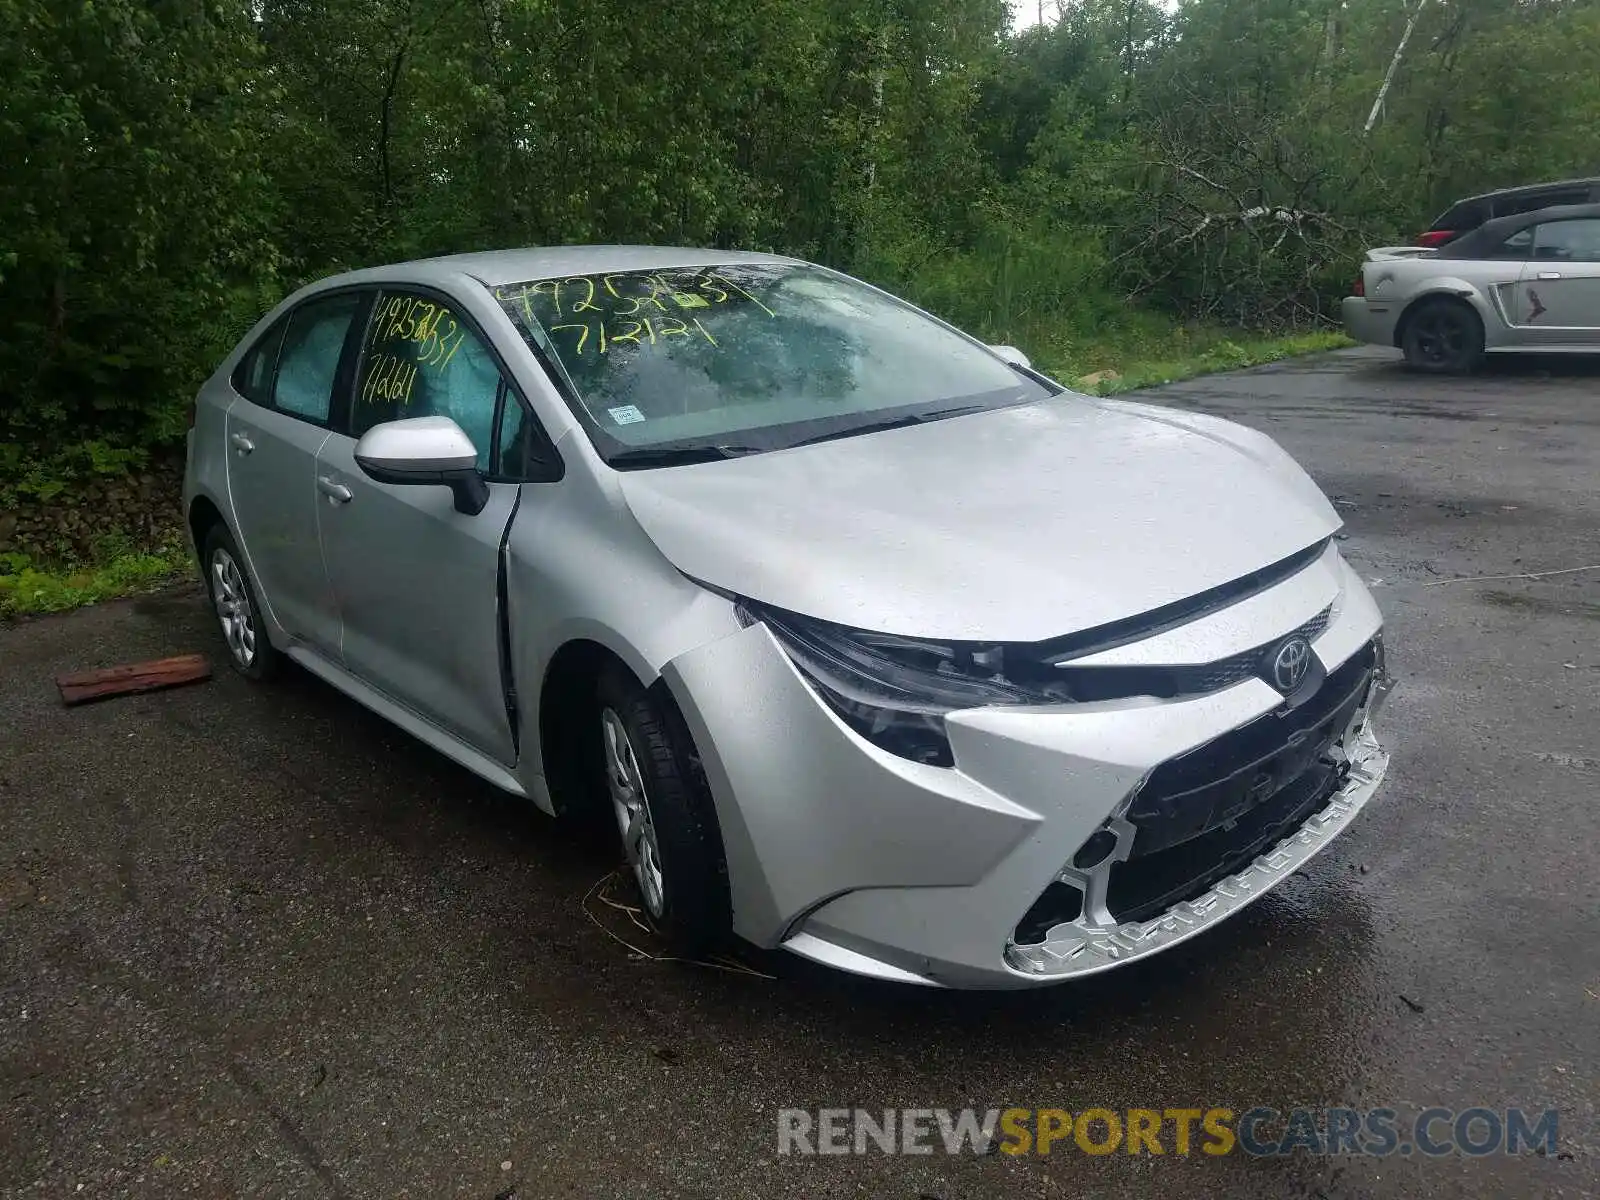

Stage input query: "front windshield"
[{"left": 492, "top": 263, "right": 1051, "bottom": 465}]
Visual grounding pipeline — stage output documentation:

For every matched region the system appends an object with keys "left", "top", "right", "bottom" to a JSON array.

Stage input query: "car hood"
[{"left": 616, "top": 396, "right": 1342, "bottom": 642}]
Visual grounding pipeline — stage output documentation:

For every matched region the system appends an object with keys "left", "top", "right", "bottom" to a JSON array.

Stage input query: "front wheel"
[
  {"left": 595, "top": 665, "right": 729, "bottom": 953},
  {"left": 1401, "top": 298, "right": 1485, "bottom": 374}
]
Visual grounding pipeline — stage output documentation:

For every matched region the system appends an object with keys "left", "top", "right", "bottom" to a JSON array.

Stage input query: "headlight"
[{"left": 736, "top": 600, "right": 1071, "bottom": 766}]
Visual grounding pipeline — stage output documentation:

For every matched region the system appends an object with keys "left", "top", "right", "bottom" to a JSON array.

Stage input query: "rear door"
[
  {"left": 315, "top": 287, "right": 523, "bottom": 763},
  {"left": 1516, "top": 217, "right": 1600, "bottom": 344},
  {"left": 225, "top": 291, "right": 366, "bottom": 653}
]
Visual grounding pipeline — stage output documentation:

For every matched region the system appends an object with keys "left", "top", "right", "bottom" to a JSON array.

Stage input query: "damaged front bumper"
[
  {"left": 1004, "top": 638, "right": 1393, "bottom": 980},
  {"left": 1003, "top": 718, "right": 1389, "bottom": 979},
  {"left": 663, "top": 548, "right": 1394, "bottom": 989}
]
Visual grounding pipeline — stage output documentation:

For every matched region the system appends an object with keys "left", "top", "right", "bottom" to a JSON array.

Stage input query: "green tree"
[{"left": 0, "top": 0, "right": 279, "bottom": 455}]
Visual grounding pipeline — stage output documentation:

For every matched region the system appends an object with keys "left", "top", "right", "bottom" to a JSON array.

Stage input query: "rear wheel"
[
  {"left": 201, "top": 524, "right": 281, "bottom": 681},
  {"left": 1401, "top": 298, "right": 1484, "bottom": 373},
  {"left": 594, "top": 665, "right": 729, "bottom": 953}
]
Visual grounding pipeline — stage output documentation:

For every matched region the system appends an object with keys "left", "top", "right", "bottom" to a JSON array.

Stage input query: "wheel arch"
[
  {"left": 1392, "top": 285, "right": 1488, "bottom": 348},
  {"left": 534, "top": 633, "right": 726, "bottom": 875},
  {"left": 187, "top": 493, "right": 228, "bottom": 554},
  {"left": 186, "top": 489, "right": 287, "bottom": 646},
  {"left": 537, "top": 636, "right": 674, "bottom": 819}
]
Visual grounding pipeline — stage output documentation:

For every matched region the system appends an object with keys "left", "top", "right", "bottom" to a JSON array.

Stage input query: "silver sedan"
[
  {"left": 1344, "top": 203, "right": 1600, "bottom": 371},
  {"left": 183, "top": 247, "right": 1392, "bottom": 988}
]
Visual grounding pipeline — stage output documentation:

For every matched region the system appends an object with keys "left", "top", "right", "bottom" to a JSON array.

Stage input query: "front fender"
[
  {"left": 660, "top": 621, "right": 1043, "bottom": 945},
  {"left": 1393, "top": 279, "right": 1500, "bottom": 344},
  {"left": 502, "top": 455, "right": 743, "bottom": 811}
]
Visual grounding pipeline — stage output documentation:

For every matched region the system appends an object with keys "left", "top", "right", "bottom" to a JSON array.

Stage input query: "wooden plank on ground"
[{"left": 56, "top": 654, "right": 212, "bottom": 707}]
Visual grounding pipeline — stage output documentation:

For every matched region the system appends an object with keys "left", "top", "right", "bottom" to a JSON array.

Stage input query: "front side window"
[
  {"left": 493, "top": 264, "right": 1049, "bottom": 466},
  {"left": 1531, "top": 218, "right": 1600, "bottom": 262},
  {"left": 274, "top": 294, "right": 362, "bottom": 422},
  {"left": 496, "top": 391, "right": 556, "bottom": 480},
  {"left": 352, "top": 290, "right": 502, "bottom": 471}
]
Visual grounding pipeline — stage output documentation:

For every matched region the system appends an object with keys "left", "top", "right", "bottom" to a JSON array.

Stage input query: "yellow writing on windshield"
[
  {"left": 496, "top": 269, "right": 772, "bottom": 358},
  {"left": 546, "top": 315, "right": 718, "bottom": 357}
]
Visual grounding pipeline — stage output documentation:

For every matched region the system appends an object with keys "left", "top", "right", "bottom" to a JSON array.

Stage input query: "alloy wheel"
[
  {"left": 1413, "top": 311, "right": 1466, "bottom": 367},
  {"left": 601, "top": 707, "right": 667, "bottom": 919},
  {"left": 211, "top": 548, "right": 257, "bottom": 669}
]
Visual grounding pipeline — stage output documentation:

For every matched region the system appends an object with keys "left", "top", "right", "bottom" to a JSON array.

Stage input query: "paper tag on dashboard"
[{"left": 608, "top": 405, "right": 646, "bottom": 426}]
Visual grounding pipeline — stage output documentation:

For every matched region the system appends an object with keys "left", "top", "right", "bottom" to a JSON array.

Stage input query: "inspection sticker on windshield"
[{"left": 608, "top": 405, "right": 646, "bottom": 425}]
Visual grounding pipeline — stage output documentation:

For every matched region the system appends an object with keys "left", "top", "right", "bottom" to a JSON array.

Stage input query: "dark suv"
[{"left": 1420, "top": 178, "right": 1600, "bottom": 248}]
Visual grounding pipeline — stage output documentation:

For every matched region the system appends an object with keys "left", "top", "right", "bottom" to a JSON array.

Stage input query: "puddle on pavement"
[{"left": 1479, "top": 588, "right": 1600, "bottom": 621}]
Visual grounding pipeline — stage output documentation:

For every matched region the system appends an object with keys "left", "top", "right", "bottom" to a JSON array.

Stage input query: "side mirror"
[
  {"left": 988, "top": 344, "right": 1031, "bottom": 369},
  {"left": 354, "top": 416, "right": 489, "bottom": 515}
]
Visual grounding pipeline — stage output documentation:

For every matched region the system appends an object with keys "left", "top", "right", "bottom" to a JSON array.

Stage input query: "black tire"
[
  {"left": 200, "top": 523, "right": 281, "bottom": 681},
  {"left": 594, "top": 664, "right": 730, "bottom": 954},
  {"left": 1401, "top": 298, "right": 1484, "bottom": 374}
]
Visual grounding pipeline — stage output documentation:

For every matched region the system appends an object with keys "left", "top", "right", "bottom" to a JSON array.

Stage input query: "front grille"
[
  {"left": 1045, "top": 605, "right": 1332, "bottom": 703},
  {"left": 1107, "top": 640, "right": 1378, "bottom": 921}
]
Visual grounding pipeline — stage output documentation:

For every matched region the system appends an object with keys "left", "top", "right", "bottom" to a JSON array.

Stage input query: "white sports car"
[{"left": 1343, "top": 202, "right": 1600, "bottom": 372}]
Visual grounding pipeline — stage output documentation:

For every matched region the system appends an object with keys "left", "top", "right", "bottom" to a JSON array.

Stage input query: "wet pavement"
[{"left": 2, "top": 346, "right": 1597, "bottom": 1198}]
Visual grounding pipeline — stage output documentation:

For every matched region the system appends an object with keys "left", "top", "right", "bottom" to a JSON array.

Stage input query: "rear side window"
[
  {"left": 231, "top": 321, "right": 286, "bottom": 405},
  {"left": 351, "top": 290, "right": 503, "bottom": 472},
  {"left": 1494, "top": 188, "right": 1589, "bottom": 217},
  {"left": 273, "top": 293, "right": 363, "bottom": 423},
  {"left": 1431, "top": 200, "right": 1488, "bottom": 232}
]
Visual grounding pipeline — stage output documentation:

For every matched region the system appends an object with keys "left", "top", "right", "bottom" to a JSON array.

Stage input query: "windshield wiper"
[
  {"left": 607, "top": 443, "right": 762, "bottom": 469},
  {"left": 782, "top": 405, "right": 989, "bottom": 451}
]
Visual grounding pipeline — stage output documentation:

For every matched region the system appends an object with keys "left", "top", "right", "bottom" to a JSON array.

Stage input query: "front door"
[
  {"left": 225, "top": 292, "right": 365, "bottom": 653},
  {"left": 315, "top": 287, "right": 520, "bottom": 764},
  {"left": 1514, "top": 217, "right": 1600, "bottom": 345}
]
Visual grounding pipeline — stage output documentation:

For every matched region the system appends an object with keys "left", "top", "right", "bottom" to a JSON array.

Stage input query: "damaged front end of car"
[
  {"left": 1005, "top": 636, "right": 1394, "bottom": 978},
  {"left": 664, "top": 537, "right": 1395, "bottom": 989}
]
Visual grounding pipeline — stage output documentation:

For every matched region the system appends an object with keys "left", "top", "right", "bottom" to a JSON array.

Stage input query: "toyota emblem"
[{"left": 1269, "top": 636, "right": 1313, "bottom": 694}]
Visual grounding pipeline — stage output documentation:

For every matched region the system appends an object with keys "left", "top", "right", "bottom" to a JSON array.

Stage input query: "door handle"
[
  {"left": 230, "top": 432, "right": 255, "bottom": 455},
  {"left": 317, "top": 475, "right": 353, "bottom": 504},
  {"left": 1537, "top": 271, "right": 1563, "bottom": 280}
]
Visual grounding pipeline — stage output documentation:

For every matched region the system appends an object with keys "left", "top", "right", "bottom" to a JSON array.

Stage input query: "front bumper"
[
  {"left": 1001, "top": 719, "right": 1387, "bottom": 979},
  {"left": 1341, "top": 296, "right": 1400, "bottom": 347},
  {"left": 663, "top": 547, "right": 1391, "bottom": 989}
]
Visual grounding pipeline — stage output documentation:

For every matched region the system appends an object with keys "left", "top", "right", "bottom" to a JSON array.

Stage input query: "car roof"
[
  {"left": 1440, "top": 202, "right": 1600, "bottom": 257},
  {"left": 1453, "top": 177, "right": 1600, "bottom": 205},
  {"left": 316, "top": 245, "right": 801, "bottom": 291}
]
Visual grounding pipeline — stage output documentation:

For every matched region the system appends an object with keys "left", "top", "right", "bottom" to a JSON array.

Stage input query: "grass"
[
  {"left": 0, "top": 539, "right": 191, "bottom": 619},
  {"left": 1030, "top": 321, "right": 1353, "bottom": 396},
  {"left": 869, "top": 219, "right": 1354, "bottom": 397}
]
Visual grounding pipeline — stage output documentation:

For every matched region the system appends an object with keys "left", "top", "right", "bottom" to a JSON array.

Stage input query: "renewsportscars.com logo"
[{"left": 777, "top": 1106, "right": 1560, "bottom": 1158}]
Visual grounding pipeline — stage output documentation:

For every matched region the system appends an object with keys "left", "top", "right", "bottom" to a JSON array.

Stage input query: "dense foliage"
[{"left": 3, "top": 0, "right": 1598, "bottom": 483}]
